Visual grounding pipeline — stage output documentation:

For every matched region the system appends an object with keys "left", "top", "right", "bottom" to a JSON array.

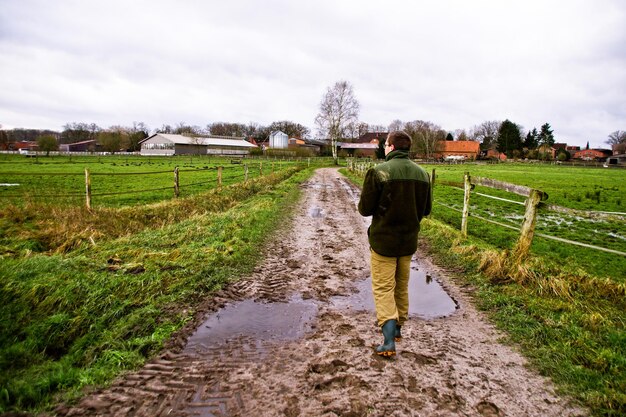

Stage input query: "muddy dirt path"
[{"left": 55, "top": 168, "right": 586, "bottom": 417}]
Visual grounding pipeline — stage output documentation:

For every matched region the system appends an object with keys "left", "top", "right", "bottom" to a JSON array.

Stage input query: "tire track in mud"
[{"left": 54, "top": 168, "right": 587, "bottom": 417}]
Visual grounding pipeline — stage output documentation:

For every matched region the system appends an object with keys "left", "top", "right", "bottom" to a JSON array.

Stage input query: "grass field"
[
  {"left": 417, "top": 163, "right": 626, "bottom": 281},
  {"left": 0, "top": 154, "right": 315, "bottom": 208}
]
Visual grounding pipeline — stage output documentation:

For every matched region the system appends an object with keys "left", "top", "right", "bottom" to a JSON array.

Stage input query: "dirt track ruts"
[{"left": 53, "top": 168, "right": 587, "bottom": 417}]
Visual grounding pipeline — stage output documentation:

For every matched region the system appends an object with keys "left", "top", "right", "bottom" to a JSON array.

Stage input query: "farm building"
[
  {"left": 485, "top": 149, "right": 507, "bottom": 160},
  {"left": 139, "top": 134, "right": 257, "bottom": 156},
  {"left": 269, "top": 131, "right": 289, "bottom": 149},
  {"left": 13, "top": 141, "right": 38, "bottom": 152},
  {"left": 286, "top": 138, "right": 323, "bottom": 155},
  {"left": 59, "top": 140, "right": 98, "bottom": 152},
  {"left": 606, "top": 154, "right": 626, "bottom": 166},
  {"left": 612, "top": 143, "right": 626, "bottom": 155},
  {"left": 335, "top": 132, "right": 387, "bottom": 157},
  {"left": 435, "top": 141, "right": 480, "bottom": 160},
  {"left": 573, "top": 148, "right": 612, "bottom": 161},
  {"left": 338, "top": 142, "right": 378, "bottom": 157},
  {"left": 357, "top": 132, "right": 387, "bottom": 144}
]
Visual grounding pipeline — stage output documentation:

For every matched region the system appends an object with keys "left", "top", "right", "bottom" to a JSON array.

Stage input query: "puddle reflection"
[
  {"left": 331, "top": 260, "right": 458, "bottom": 319},
  {"left": 184, "top": 295, "right": 318, "bottom": 352},
  {"left": 308, "top": 206, "right": 325, "bottom": 218}
]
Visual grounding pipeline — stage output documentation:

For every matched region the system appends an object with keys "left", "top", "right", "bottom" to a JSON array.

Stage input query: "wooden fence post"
[
  {"left": 514, "top": 189, "right": 544, "bottom": 260},
  {"left": 244, "top": 164, "right": 249, "bottom": 181},
  {"left": 84, "top": 168, "right": 91, "bottom": 209},
  {"left": 217, "top": 166, "right": 223, "bottom": 187},
  {"left": 174, "top": 167, "right": 179, "bottom": 197},
  {"left": 461, "top": 172, "right": 471, "bottom": 237},
  {"left": 431, "top": 169, "right": 436, "bottom": 187}
]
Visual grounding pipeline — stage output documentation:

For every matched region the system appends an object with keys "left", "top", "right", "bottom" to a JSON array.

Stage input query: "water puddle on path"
[
  {"left": 331, "top": 260, "right": 458, "bottom": 319},
  {"left": 184, "top": 295, "right": 318, "bottom": 354},
  {"left": 184, "top": 260, "right": 456, "bottom": 355},
  {"left": 308, "top": 206, "right": 326, "bottom": 218}
]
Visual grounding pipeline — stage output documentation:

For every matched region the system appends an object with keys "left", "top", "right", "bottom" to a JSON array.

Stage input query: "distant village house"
[
  {"left": 573, "top": 148, "right": 612, "bottom": 161},
  {"left": 435, "top": 140, "right": 480, "bottom": 160}
]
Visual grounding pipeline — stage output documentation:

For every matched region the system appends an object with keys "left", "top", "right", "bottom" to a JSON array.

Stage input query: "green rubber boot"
[
  {"left": 376, "top": 319, "right": 397, "bottom": 357},
  {"left": 395, "top": 324, "right": 402, "bottom": 342}
]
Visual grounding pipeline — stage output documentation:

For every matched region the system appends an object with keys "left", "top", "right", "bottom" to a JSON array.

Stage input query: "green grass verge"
[
  {"left": 341, "top": 167, "right": 625, "bottom": 417},
  {"left": 0, "top": 166, "right": 315, "bottom": 413}
]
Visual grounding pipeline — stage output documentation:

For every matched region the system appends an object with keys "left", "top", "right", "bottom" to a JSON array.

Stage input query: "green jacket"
[{"left": 358, "top": 150, "right": 432, "bottom": 257}]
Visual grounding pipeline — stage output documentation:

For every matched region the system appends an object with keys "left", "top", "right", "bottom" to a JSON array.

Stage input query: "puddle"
[
  {"left": 301, "top": 183, "right": 332, "bottom": 190},
  {"left": 184, "top": 295, "right": 318, "bottom": 353},
  {"left": 308, "top": 206, "right": 326, "bottom": 218},
  {"left": 332, "top": 260, "right": 458, "bottom": 319},
  {"left": 337, "top": 177, "right": 361, "bottom": 206}
]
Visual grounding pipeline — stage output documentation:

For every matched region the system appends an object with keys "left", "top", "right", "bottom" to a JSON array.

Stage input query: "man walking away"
[{"left": 358, "top": 131, "right": 432, "bottom": 357}]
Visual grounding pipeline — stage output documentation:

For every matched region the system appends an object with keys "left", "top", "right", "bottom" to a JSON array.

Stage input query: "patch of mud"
[{"left": 53, "top": 168, "right": 587, "bottom": 417}]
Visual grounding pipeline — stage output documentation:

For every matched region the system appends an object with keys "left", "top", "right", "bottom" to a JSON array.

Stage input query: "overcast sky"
[{"left": 1, "top": 0, "right": 624, "bottom": 148}]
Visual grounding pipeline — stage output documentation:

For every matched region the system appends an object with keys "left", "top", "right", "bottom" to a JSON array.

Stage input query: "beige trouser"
[{"left": 370, "top": 249, "right": 412, "bottom": 327}]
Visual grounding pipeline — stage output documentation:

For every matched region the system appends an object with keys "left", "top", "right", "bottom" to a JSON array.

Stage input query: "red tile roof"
[{"left": 438, "top": 141, "right": 480, "bottom": 154}]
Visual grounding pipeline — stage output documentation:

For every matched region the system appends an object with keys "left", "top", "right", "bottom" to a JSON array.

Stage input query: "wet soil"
[{"left": 53, "top": 168, "right": 587, "bottom": 417}]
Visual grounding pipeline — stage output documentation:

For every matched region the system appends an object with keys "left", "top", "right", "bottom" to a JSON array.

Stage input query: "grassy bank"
[
  {"left": 0, "top": 166, "right": 314, "bottom": 413},
  {"left": 341, "top": 168, "right": 625, "bottom": 417}
]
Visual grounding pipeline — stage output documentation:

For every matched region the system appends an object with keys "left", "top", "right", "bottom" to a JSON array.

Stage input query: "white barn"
[
  {"left": 269, "top": 131, "right": 289, "bottom": 149},
  {"left": 140, "top": 134, "right": 257, "bottom": 156}
]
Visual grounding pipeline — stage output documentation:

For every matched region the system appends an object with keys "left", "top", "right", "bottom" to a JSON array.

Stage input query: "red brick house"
[
  {"left": 435, "top": 141, "right": 480, "bottom": 160},
  {"left": 485, "top": 149, "right": 507, "bottom": 160},
  {"left": 573, "top": 149, "right": 613, "bottom": 161},
  {"left": 14, "top": 141, "right": 38, "bottom": 152}
]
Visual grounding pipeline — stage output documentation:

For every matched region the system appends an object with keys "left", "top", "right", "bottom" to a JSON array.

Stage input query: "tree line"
[
  {"left": 313, "top": 80, "right": 625, "bottom": 163},
  {"left": 2, "top": 79, "right": 624, "bottom": 159},
  {"left": 0, "top": 120, "right": 311, "bottom": 155}
]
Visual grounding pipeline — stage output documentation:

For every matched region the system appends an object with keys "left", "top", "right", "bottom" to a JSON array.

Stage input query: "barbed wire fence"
[{"left": 0, "top": 160, "right": 305, "bottom": 208}]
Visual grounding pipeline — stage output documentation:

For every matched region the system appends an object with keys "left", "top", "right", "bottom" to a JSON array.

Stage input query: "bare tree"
[
  {"left": 369, "top": 124, "right": 387, "bottom": 133},
  {"left": 470, "top": 120, "right": 501, "bottom": 150},
  {"left": 403, "top": 120, "right": 445, "bottom": 159},
  {"left": 454, "top": 129, "right": 470, "bottom": 141},
  {"left": 174, "top": 122, "right": 202, "bottom": 135},
  {"left": 266, "top": 121, "right": 310, "bottom": 139},
  {"left": 128, "top": 122, "right": 149, "bottom": 151},
  {"left": 208, "top": 122, "right": 249, "bottom": 137},
  {"left": 157, "top": 124, "right": 174, "bottom": 134},
  {"left": 344, "top": 121, "right": 370, "bottom": 142},
  {"left": 388, "top": 119, "right": 404, "bottom": 132},
  {"left": 315, "top": 80, "right": 360, "bottom": 164},
  {"left": 606, "top": 130, "right": 626, "bottom": 145},
  {"left": 98, "top": 131, "right": 123, "bottom": 154}
]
